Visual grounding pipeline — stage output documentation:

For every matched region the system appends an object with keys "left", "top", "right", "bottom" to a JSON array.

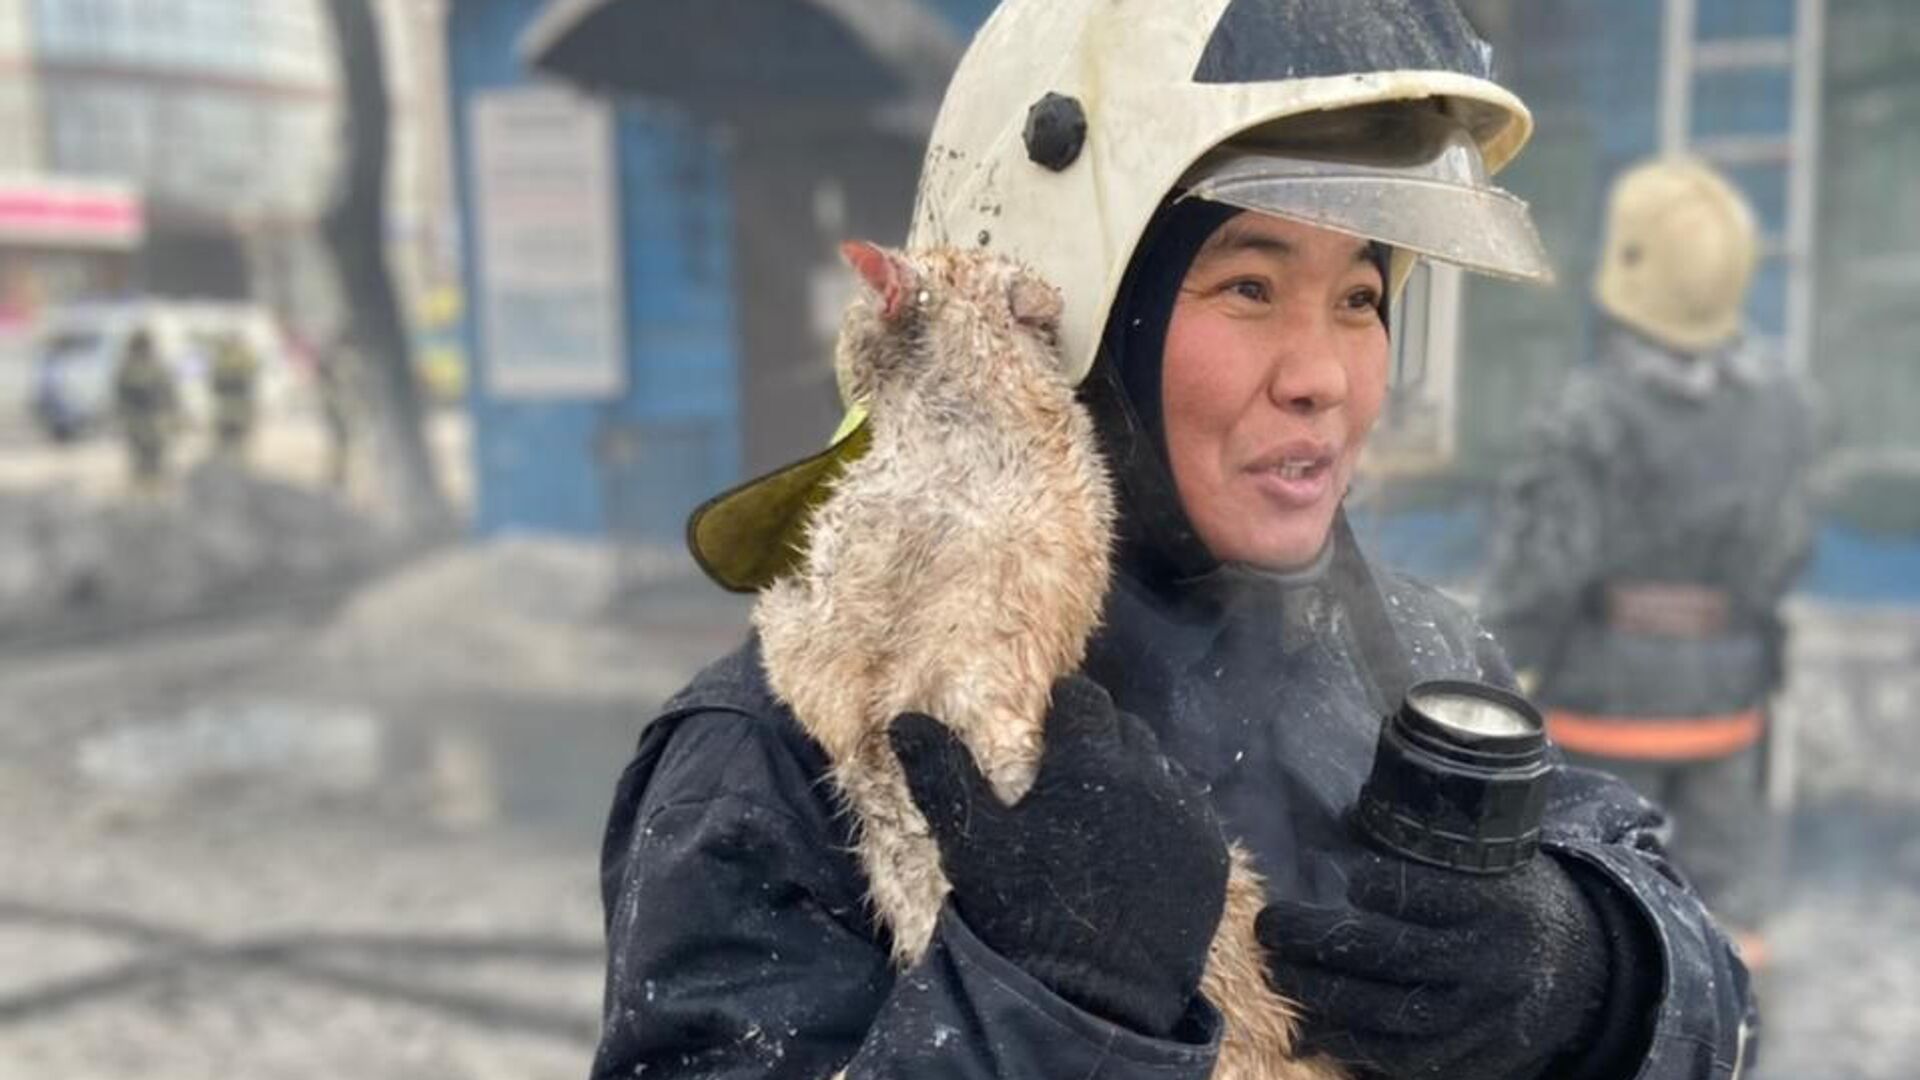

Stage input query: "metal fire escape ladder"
[{"left": 1660, "top": 0, "right": 1826, "bottom": 376}]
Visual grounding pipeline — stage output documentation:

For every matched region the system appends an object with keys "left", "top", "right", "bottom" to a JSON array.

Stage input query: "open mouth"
[
  {"left": 1248, "top": 447, "right": 1338, "bottom": 507},
  {"left": 1271, "top": 457, "right": 1329, "bottom": 481}
]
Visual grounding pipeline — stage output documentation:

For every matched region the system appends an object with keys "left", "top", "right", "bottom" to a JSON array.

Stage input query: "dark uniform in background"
[
  {"left": 1485, "top": 157, "right": 1821, "bottom": 964},
  {"left": 113, "top": 330, "right": 180, "bottom": 490},
  {"left": 210, "top": 335, "right": 260, "bottom": 460}
]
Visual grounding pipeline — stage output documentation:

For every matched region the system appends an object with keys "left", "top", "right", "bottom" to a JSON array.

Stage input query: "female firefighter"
[{"left": 592, "top": 2, "right": 1756, "bottom": 1077}]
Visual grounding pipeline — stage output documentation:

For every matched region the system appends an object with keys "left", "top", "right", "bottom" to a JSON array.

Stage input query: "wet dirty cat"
[{"left": 754, "top": 242, "right": 1348, "bottom": 1080}]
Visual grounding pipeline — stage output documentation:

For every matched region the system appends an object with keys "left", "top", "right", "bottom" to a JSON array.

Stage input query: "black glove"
[
  {"left": 1257, "top": 851, "right": 1658, "bottom": 1080},
  {"left": 888, "top": 674, "right": 1228, "bottom": 1038}
]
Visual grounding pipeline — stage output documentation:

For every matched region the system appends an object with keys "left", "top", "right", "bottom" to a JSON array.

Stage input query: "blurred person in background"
[
  {"left": 592, "top": 3, "right": 1755, "bottom": 1078},
  {"left": 1484, "top": 156, "right": 1822, "bottom": 973},
  {"left": 209, "top": 333, "right": 260, "bottom": 461},
  {"left": 113, "top": 329, "right": 180, "bottom": 491}
]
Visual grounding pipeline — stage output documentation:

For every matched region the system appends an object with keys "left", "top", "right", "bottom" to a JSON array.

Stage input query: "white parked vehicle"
[{"left": 29, "top": 301, "right": 302, "bottom": 441}]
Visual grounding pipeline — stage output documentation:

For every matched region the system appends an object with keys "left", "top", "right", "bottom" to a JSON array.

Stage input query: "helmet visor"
[{"left": 1180, "top": 106, "right": 1555, "bottom": 285}]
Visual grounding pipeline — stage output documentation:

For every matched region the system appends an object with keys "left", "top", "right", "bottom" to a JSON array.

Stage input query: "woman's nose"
[{"left": 1265, "top": 318, "right": 1350, "bottom": 414}]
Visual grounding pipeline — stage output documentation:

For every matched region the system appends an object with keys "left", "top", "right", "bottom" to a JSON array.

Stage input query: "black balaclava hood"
[{"left": 1081, "top": 196, "right": 1390, "bottom": 594}]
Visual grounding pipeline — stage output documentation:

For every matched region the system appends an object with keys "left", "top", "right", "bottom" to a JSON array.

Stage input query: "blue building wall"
[{"left": 447, "top": 0, "right": 740, "bottom": 541}]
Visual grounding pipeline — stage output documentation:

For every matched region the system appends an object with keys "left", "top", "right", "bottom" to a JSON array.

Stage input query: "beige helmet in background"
[
  {"left": 1594, "top": 156, "right": 1760, "bottom": 353},
  {"left": 692, "top": 0, "right": 1553, "bottom": 591}
]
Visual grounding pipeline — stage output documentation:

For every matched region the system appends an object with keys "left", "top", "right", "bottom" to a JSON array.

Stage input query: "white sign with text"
[{"left": 470, "top": 86, "right": 625, "bottom": 398}]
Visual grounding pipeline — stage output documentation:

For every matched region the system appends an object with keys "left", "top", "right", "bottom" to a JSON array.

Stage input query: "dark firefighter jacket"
[
  {"left": 591, "top": 543, "right": 1756, "bottom": 1079},
  {"left": 114, "top": 351, "right": 178, "bottom": 448},
  {"left": 1483, "top": 326, "right": 1820, "bottom": 722}
]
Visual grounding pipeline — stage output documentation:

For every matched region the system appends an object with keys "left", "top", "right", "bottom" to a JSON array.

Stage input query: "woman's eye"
[
  {"left": 1344, "top": 286, "right": 1382, "bottom": 312},
  {"left": 1226, "top": 279, "right": 1271, "bottom": 303}
]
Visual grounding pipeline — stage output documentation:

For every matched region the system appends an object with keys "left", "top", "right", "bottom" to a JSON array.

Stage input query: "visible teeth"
[{"left": 1278, "top": 461, "right": 1315, "bottom": 480}]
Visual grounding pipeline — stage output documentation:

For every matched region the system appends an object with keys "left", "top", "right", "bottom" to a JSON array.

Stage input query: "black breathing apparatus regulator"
[{"left": 1355, "top": 679, "right": 1553, "bottom": 876}]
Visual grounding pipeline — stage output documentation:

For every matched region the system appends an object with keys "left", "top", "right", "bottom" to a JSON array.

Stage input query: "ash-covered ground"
[
  {"left": 0, "top": 536, "right": 747, "bottom": 1080},
  {"left": 0, "top": 528, "right": 1913, "bottom": 1078}
]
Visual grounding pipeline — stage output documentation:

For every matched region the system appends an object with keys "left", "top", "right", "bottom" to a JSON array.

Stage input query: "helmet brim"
[{"left": 1182, "top": 108, "right": 1556, "bottom": 284}]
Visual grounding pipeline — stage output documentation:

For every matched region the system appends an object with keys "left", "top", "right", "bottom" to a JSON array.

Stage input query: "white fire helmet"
[
  {"left": 1594, "top": 156, "right": 1759, "bottom": 353},
  {"left": 909, "top": 0, "right": 1551, "bottom": 385},
  {"left": 692, "top": 0, "right": 1551, "bottom": 591}
]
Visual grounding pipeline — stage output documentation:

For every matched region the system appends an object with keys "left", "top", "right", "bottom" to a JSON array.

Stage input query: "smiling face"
[{"left": 1161, "top": 212, "right": 1390, "bottom": 570}]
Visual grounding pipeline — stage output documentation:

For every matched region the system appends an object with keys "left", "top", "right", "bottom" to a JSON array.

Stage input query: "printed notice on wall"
[{"left": 470, "top": 87, "right": 624, "bottom": 398}]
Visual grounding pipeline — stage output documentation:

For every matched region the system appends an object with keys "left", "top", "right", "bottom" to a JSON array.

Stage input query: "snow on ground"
[
  {"left": 0, "top": 536, "right": 749, "bottom": 1080},
  {"left": 0, "top": 460, "right": 396, "bottom": 641}
]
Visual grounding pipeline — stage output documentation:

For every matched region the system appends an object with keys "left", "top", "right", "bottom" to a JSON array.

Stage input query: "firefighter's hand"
[
  {"left": 888, "top": 675, "right": 1227, "bottom": 1039},
  {"left": 1256, "top": 852, "right": 1652, "bottom": 1080}
]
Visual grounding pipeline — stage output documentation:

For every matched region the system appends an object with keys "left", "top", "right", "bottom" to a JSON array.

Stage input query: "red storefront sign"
[{"left": 0, "top": 180, "right": 144, "bottom": 249}]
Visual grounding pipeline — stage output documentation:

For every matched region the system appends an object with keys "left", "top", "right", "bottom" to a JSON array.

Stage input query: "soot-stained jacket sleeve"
[
  {"left": 1541, "top": 765, "right": 1758, "bottom": 1080},
  {"left": 590, "top": 704, "right": 1223, "bottom": 1080}
]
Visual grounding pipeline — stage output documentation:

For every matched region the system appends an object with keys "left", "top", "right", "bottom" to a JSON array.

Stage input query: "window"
[
  {"left": 0, "top": 81, "right": 35, "bottom": 172},
  {"left": 1371, "top": 263, "right": 1465, "bottom": 473}
]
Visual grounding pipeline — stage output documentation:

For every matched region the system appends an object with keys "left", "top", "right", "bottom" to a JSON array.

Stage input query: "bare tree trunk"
[{"left": 321, "top": 0, "right": 453, "bottom": 536}]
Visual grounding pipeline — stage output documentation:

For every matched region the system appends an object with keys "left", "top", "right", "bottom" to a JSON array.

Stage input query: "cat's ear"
[
  {"left": 1008, "top": 274, "right": 1062, "bottom": 335},
  {"left": 841, "top": 241, "right": 918, "bottom": 322}
]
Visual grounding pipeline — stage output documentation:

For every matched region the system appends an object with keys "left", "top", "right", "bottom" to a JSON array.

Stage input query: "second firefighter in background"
[{"left": 1484, "top": 156, "right": 1823, "bottom": 969}]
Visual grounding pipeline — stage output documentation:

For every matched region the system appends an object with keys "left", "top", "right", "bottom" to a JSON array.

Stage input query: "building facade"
[
  {"left": 30, "top": 0, "right": 336, "bottom": 304},
  {"left": 0, "top": 0, "right": 455, "bottom": 347}
]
